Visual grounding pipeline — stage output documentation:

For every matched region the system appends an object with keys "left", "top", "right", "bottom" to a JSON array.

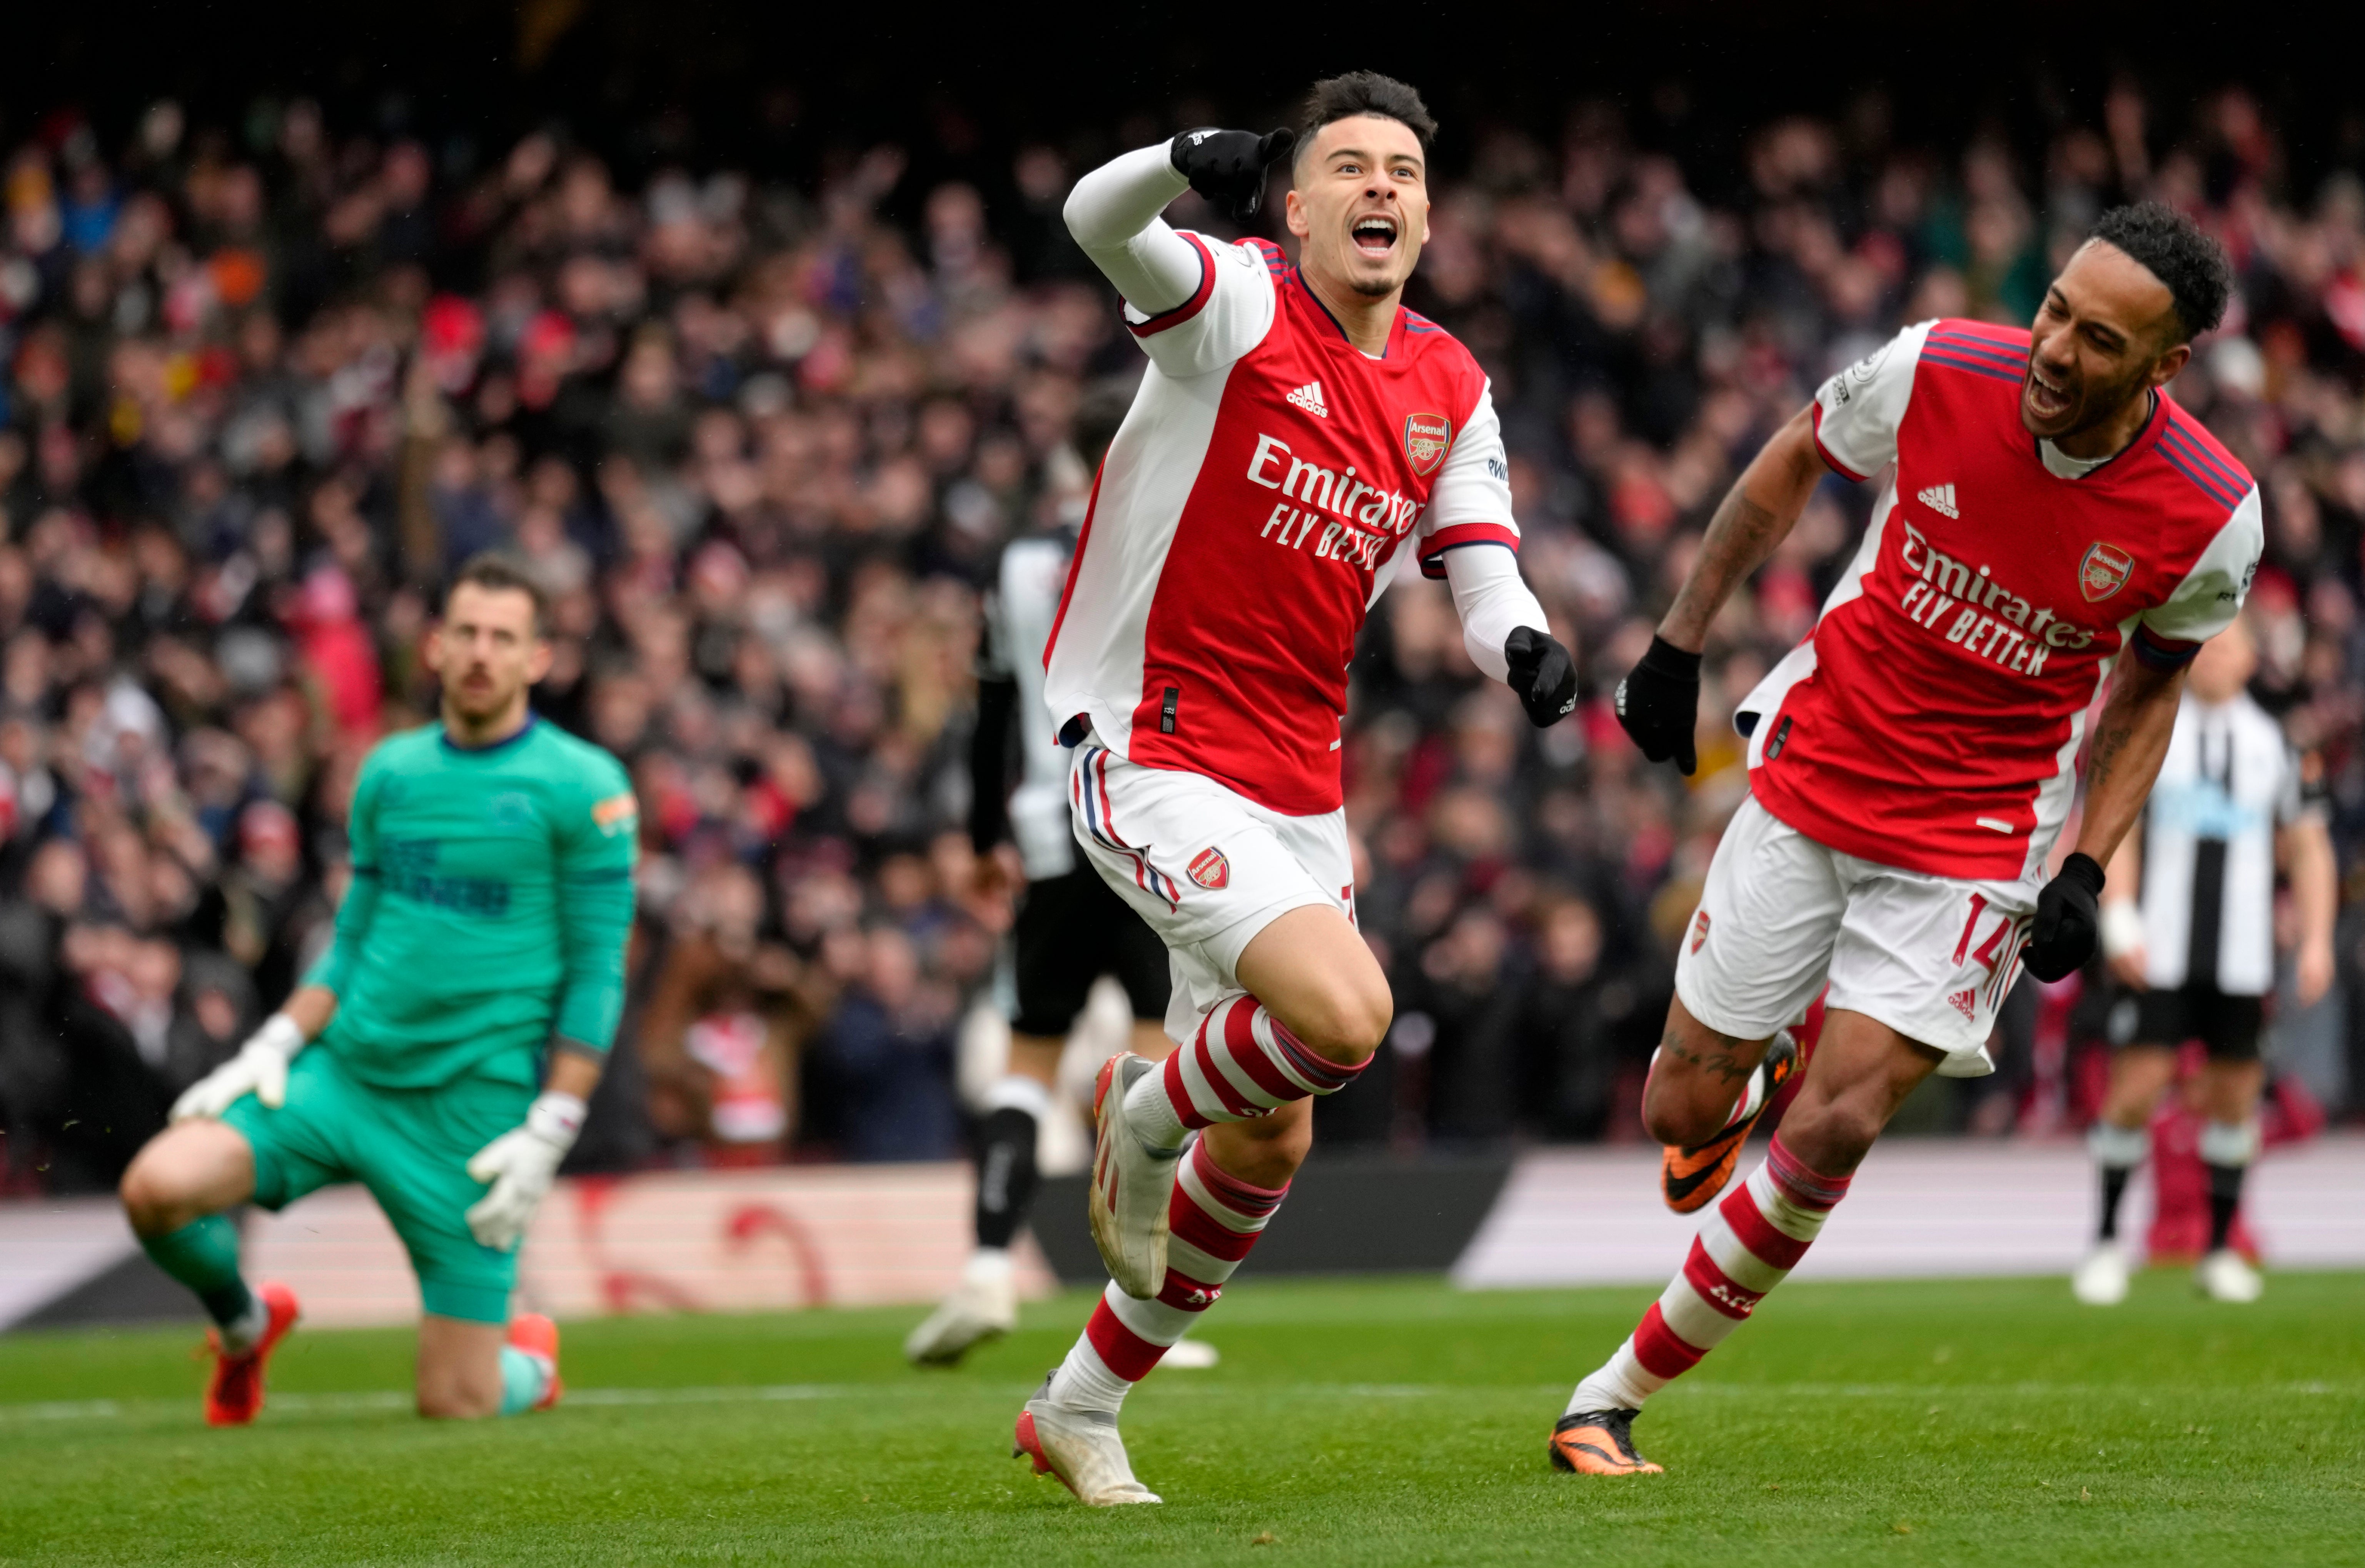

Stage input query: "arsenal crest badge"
[
  {"left": 1188, "top": 846, "right": 1230, "bottom": 891},
  {"left": 1689, "top": 909, "right": 1711, "bottom": 954},
  {"left": 2078, "top": 541, "right": 2135, "bottom": 603},
  {"left": 1402, "top": 412, "right": 1452, "bottom": 477}
]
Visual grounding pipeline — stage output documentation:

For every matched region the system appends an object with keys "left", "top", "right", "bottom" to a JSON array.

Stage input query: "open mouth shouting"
[
  {"left": 2024, "top": 362, "right": 2074, "bottom": 424},
  {"left": 1350, "top": 212, "right": 1399, "bottom": 259}
]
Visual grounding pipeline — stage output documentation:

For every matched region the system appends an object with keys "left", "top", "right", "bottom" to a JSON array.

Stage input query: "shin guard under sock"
[
  {"left": 140, "top": 1215, "right": 260, "bottom": 1346},
  {"left": 1126, "top": 993, "right": 1364, "bottom": 1147},
  {"left": 1570, "top": 1134, "right": 1849, "bottom": 1415},
  {"left": 973, "top": 1081, "right": 1046, "bottom": 1251},
  {"left": 1047, "top": 1140, "right": 1288, "bottom": 1413}
]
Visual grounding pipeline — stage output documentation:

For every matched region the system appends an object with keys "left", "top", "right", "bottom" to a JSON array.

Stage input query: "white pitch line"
[{"left": 3, "top": 1378, "right": 2352, "bottom": 1428}]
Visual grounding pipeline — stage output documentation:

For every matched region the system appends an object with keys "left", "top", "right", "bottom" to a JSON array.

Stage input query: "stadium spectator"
[{"left": 0, "top": 81, "right": 2360, "bottom": 1191}]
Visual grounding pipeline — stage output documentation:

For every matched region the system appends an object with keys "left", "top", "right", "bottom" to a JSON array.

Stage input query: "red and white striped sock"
[
  {"left": 1125, "top": 993, "right": 1364, "bottom": 1148},
  {"left": 1567, "top": 1134, "right": 1851, "bottom": 1414},
  {"left": 1046, "top": 1139, "right": 1288, "bottom": 1413}
]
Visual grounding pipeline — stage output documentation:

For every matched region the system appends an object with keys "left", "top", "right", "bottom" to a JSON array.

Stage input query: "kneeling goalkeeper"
[{"left": 119, "top": 553, "right": 637, "bottom": 1424}]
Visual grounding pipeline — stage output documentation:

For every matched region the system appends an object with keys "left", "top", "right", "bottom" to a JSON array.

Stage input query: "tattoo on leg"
[{"left": 1660, "top": 1028, "right": 1757, "bottom": 1086}]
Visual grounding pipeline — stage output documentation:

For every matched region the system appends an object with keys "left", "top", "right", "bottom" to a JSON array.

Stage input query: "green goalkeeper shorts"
[{"left": 224, "top": 1046, "right": 534, "bottom": 1324}]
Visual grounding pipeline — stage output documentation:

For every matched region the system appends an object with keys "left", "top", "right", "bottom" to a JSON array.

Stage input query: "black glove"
[
  {"left": 2023, "top": 852, "right": 2106, "bottom": 983},
  {"left": 1170, "top": 127, "right": 1296, "bottom": 222},
  {"left": 1504, "top": 627, "right": 1578, "bottom": 729},
  {"left": 1614, "top": 636, "right": 1702, "bottom": 775}
]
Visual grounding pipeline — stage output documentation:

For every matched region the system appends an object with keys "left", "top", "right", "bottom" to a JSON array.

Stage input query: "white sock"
[
  {"left": 964, "top": 1247, "right": 1012, "bottom": 1288},
  {"left": 1122, "top": 1063, "right": 1188, "bottom": 1149},
  {"left": 1046, "top": 1334, "right": 1132, "bottom": 1414},
  {"left": 1568, "top": 1340, "right": 1661, "bottom": 1416},
  {"left": 219, "top": 1294, "right": 270, "bottom": 1356}
]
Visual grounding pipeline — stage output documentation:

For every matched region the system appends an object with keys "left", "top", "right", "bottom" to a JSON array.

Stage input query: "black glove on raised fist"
[
  {"left": 1505, "top": 627, "right": 1578, "bottom": 729},
  {"left": 1170, "top": 127, "right": 1296, "bottom": 222},
  {"left": 2023, "top": 851, "right": 2106, "bottom": 983},
  {"left": 1614, "top": 636, "right": 1702, "bottom": 775}
]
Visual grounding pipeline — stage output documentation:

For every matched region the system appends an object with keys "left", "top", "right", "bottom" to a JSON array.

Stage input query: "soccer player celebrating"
[
  {"left": 119, "top": 555, "right": 636, "bottom": 1425},
  {"left": 905, "top": 386, "right": 1192, "bottom": 1368},
  {"left": 1013, "top": 73, "right": 1577, "bottom": 1505},
  {"left": 1560, "top": 204, "right": 2261, "bottom": 1476},
  {"left": 2073, "top": 612, "right": 2335, "bottom": 1306}
]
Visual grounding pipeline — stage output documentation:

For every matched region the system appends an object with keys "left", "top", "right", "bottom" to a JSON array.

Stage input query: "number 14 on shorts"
[{"left": 1951, "top": 892, "right": 2032, "bottom": 1020}]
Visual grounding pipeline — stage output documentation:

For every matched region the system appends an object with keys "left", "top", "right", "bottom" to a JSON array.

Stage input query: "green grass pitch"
[{"left": 3, "top": 1272, "right": 2360, "bottom": 1566}]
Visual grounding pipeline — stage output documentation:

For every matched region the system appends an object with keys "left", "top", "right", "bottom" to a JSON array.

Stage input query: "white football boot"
[
  {"left": 904, "top": 1252, "right": 1018, "bottom": 1366},
  {"left": 1088, "top": 1053, "right": 1181, "bottom": 1299},
  {"left": 2071, "top": 1241, "right": 2130, "bottom": 1306},
  {"left": 2195, "top": 1248, "right": 2264, "bottom": 1303},
  {"left": 1013, "top": 1375, "right": 1161, "bottom": 1505}
]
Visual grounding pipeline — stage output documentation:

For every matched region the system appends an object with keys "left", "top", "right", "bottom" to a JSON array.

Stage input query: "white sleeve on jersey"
[
  {"left": 2140, "top": 485, "right": 2263, "bottom": 647},
  {"left": 1064, "top": 143, "right": 1275, "bottom": 378},
  {"left": 1443, "top": 544, "right": 1550, "bottom": 682},
  {"left": 1810, "top": 320, "right": 1937, "bottom": 480},
  {"left": 1422, "top": 381, "right": 1514, "bottom": 533}
]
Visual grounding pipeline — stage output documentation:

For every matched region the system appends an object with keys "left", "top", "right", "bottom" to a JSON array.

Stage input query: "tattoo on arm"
[{"left": 1663, "top": 488, "right": 1783, "bottom": 646}]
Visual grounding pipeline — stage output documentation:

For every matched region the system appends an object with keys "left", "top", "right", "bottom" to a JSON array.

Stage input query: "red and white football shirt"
[
  {"left": 1044, "top": 233, "right": 1515, "bottom": 816},
  {"left": 1740, "top": 317, "right": 2264, "bottom": 883}
]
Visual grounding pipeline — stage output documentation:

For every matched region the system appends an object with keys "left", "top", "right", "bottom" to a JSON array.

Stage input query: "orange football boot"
[
  {"left": 1661, "top": 1028, "right": 1801, "bottom": 1213},
  {"left": 506, "top": 1312, "right": 564, "bottom": 1411},
  {"left": 1549, "top": 1409, "right": 1664, "bottom": 1475},
  {"left": 203, "top": 1281, "right": 300, "bottom": 1427}
]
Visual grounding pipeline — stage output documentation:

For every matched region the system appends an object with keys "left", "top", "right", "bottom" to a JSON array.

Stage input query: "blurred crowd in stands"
[{"left": 3, "top": 81, "right": 2362, "bottom": 1194}]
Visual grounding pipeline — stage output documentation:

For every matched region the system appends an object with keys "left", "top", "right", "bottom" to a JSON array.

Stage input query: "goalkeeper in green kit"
[{"left": 119, "top": 555, "right": 637, "bottom": 1424}]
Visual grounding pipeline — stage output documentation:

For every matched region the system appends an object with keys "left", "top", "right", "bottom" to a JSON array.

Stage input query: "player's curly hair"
[
  {"left": 2089, "top": 203, "right": 2234, "bottom": 345},
  {"left": 1297, "top": 72, "right": 1438, "bottom": 157}
]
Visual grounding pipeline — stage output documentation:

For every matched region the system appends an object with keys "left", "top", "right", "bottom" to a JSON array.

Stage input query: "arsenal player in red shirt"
[
  {"left": 1012, "top": 73, "right": 1578, "bottom": 1505},
  {"left": 1551, "top": 206, "right": 2260, "bottom": 1476}
]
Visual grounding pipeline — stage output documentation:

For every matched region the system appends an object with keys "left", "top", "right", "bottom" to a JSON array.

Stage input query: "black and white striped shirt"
[{"left": 2137, "top": 692, "right": 2315, "bottom": 996}]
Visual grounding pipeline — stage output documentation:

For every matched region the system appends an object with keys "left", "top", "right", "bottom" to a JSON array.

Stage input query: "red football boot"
[
  {"left": 204, "top": 1281, "right": 300, "bottom": 1427},
  {"left": 506, "top": 1312, "right": 564, "bottom": 1411}
]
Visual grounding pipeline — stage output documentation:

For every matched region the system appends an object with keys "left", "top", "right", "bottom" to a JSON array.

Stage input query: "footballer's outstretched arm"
[{"left": 1615, "top": 405, "right": 1827, "bottom": 771}]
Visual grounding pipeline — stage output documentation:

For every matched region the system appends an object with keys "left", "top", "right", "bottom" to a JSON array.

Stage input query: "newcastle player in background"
[
  {"left": 2074, "top": 612, "right": 2334, "bottom": 1306},
  {"left": 1574, "top": 204, "right": 2260, "bottom": 1476},
  {"left": 905, "top": 384, "right": 1212, "bottom": 1370}
]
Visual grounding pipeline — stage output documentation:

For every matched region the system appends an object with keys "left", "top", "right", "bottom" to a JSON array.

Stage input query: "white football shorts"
[
  {"left": 1067, "top": 735, "right": 1352, "bottom": 1043},
  {"left": 1676, "top": 796, "right": 2036, "bottom": 1076}
]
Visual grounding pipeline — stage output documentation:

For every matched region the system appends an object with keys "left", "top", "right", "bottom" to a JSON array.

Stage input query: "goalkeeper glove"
[
  {"left": 2023, "top": 852, "right": 2105, "bottom": 983},
  {"left": 464, "top": 1091, "right": 586, "bottom": 1253},
  {"left": 1614, "top": 636, "right": 1702, "bottom": 775},
  {"left": 1170, "top": 127, "right": 1296, "bottom": 222},
  {"left": 1504, "top": 627, "right": 1579, "bottom": 728},
  {"left": 171, "top": 1013, "right": 306, "bottom": 1121}
]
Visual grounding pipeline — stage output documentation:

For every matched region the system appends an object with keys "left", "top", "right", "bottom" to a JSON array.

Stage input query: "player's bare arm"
[
  {"left": 1617, "top": 409, "right": 1824, "bottom": 774},
  {"left": 1659, "top": 409, "right": 1828, "bottom": 653},
  {"left": 2283, "top": 805, "right": 2338, "bottom": 1005}
]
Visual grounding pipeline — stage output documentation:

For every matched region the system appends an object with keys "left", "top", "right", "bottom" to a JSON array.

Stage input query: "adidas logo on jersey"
[
  {"left": 1918, "top": 483, "right": 1959, "bottom": 518},
  {"left": 1286, "top": 380, "right": 1329, "bottom": 419},
  {"left": 1948, "top": 988, "right": 1977, "bottom": 1021}
]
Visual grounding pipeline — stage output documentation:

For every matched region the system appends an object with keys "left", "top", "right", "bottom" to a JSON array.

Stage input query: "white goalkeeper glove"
[
  {"left": 464, "top": 1091, "right": 586, "bottom": 1253},
  {"left": 171, "top": 1013, "right": 307, "bottom": 1121}
]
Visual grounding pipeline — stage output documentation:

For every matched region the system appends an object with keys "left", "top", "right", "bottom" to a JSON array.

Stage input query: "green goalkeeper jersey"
[{"left": 304, "top": 716, "right": 639, "bottom": 1089}]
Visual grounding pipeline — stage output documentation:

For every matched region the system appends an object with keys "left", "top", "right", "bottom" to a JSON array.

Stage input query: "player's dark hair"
[
  {"left": 446, "top": 551, "right": 548, "bottom": 636},
  {"left": 2088, "top": 203, "right": 2233, "bottom": 345},
  {"left": 1297, "top": 72, "right": 1438, "bottom": 160}
]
